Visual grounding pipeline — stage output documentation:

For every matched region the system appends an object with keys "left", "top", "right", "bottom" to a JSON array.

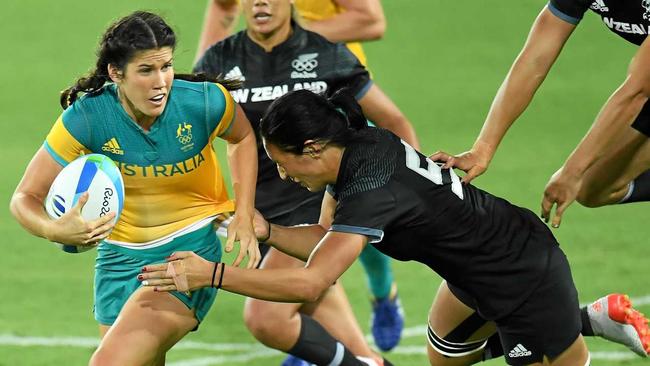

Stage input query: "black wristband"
[
  {"left": 216, "top": 262, "right": 226, "bottom": 289},
  {"left": 211, "top": 261, "right": 219, "bottom": 288}
]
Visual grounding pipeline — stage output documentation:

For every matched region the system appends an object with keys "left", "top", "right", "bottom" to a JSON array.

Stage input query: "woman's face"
[
  {"left": 241, "top": 0, "right": 293, "bottom": 38},
  {"left": 264, "top": 140, "right": 330, "bottom": 192},
  {"left": 112, "top": 47, "right": 174, "bottom": 124}
]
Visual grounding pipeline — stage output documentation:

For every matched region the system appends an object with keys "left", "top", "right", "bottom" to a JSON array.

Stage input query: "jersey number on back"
[{"left": 401, "top": 140, "right": 464, "bottom": 200}]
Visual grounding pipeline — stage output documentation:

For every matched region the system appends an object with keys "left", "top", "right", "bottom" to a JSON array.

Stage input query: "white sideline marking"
[
  {"left": 168, "top": 349, "right": 280, "bottom": 366},
  {"left": 1, "top": 294, "right": 648, "bottom": 364}
]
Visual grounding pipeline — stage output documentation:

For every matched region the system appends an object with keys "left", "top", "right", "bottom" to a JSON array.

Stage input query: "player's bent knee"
[
  {"left": 576, "top": 189, "right": 609, "bottom": 208},
  {"left": 244, "top": 308, "right": 291, "bottom": 342}
]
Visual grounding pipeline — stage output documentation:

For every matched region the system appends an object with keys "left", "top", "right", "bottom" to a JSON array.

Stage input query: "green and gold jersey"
[
  {"left": 294, "top": 0, "right": 367, "bottom": 66},
  {"left": 45, "top": 79, "right": 236, "bottom": 244}
]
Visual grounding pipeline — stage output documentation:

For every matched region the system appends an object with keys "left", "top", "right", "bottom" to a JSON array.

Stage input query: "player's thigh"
[
  {"left": 427, "top": 281, "right": 496, "bottom": 366},
  {"left": 92, "top": 287, "right": 197, "bottom": 365},
  {"left": 497, "top": 249, "right": 583, "bottom": 365},
  {"left": 543, "top": 335, "right": 589, "bottom": 366},
  {"left": 98, "top": 324, "right": 111, "bottom": 339}
]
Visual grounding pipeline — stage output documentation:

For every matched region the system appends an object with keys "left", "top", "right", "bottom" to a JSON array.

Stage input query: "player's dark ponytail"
[
  {"left": 260, "top": 88, "right": 374, "bottom": 155},
  {"left": 60, "top": 11, "right": 239, "bottom": 109},
  {"left": 328, "top": 88, "right": 367, "bottom": 131}
]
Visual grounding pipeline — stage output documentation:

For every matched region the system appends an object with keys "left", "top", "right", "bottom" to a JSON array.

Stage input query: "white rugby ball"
[{"left": 44, "top": 154, "right": 124, "bottom": 253}]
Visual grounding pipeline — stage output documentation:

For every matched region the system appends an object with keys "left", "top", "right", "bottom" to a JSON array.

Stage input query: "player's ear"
[
  {"left": 107, "top": 64, "right": 123, "bottom": 83},
  {"left": 303, "top": 140, "right": 322, "bottom": 158}
]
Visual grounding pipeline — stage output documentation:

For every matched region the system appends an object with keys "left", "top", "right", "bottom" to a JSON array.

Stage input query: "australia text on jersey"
[
  {"left": 115, "top": 152, "right": 206, "bottom": 177},
  {"left": 230, "top": 81, "right": 328, "bottom": 104}
]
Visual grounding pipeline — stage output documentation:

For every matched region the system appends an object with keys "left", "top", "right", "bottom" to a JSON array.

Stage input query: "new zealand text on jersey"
[
  {"left": 603, "top": 17, "right": 650, "bottom": 35},
  {"left": 230, "top": 81, "right": 328, "bottom": 103}
]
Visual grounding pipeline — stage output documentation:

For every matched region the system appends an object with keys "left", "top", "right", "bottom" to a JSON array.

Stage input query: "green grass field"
[{"left": 1, "top": 1, "right": 648, "bottom": 365}]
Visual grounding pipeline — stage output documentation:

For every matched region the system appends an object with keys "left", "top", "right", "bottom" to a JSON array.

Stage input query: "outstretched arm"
[
  {"left": 221, "top": 104, "right": 260, "bottom": 268},
  {"left": 140, "top": 230, "right": 366, "bottom": 302},
  {"left": 432, "top": 6, "right": 576, "bottom": 183},
  {"left": 300, "top": 0, "right": 385, "bottom": 43},
  {"left": 541, "top": 36, "right": 650, "bottom": 227}
]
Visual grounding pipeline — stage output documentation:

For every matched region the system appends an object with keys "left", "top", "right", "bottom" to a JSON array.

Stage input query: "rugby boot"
[
  {"left": 356, "top": 356, "right": 393, "bottom": 366},
  {"left": 587, "top": 293, "right": 650, "bottom": 357},
  {"left": 280, "top": 354, "right": 310, "bottom": 366},
  {"left": 370, "top": 284, "right": 404, "bottom": 351}
]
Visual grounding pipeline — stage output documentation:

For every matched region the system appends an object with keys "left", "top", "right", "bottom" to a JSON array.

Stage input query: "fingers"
[
  {"left": 225, "top": 225, "right": 236, "bottom": 253},
  {"left": 165, "top": 251, "right": 193, "bottom": 261},
  {"left": 142, "top": 263, "right": 169, "bottom": 273},
  {"left": 429, "top": 151, "right": 451, "bottom": 164},
  {"left": 140, "top": 277, "right": 175, "bottom": 287},
  {"left": 231, "top": 238, "right": 248, "bottom": 267},
  {"left": 461, "top": 166, "right": 483, "bottom": 184},
  {"left": 73, "top": 192, "right": 89, "bottom": 213},
  {"left": 551, "top": 200, "right": 570, "bottom": 228},
  {"left": 248, "top": 244, "right": 261, "bottom": 269},
  {"left": 540, "top": 195, "right": 553, "bottom": 224},
  {"left": 87, "top": 215, "right": 116, "bottom": 239},
  {"left": 540, "top": 192, "right": 566, "bottom": 228}
]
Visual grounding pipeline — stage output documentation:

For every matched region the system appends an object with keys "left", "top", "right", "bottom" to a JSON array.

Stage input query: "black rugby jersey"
[
  {"left": 194, "top": 23, "right": 372, "bottom": 218},
  {"left": 549, "top": 0, "right": 650, "bottom": 45},
  {"left": 327, "top": 128, "right": 560, "bottom": 320}
]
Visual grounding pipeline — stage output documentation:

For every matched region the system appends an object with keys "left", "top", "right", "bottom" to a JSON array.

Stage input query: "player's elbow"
[
  {"left": 361, "top": 14, "right": 386, "bottom": 40},
  {"left": 364, "top": 19, "right": 386, "bottom": 40}
]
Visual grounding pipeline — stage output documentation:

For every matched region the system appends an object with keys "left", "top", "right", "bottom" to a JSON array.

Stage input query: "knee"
[
  {"left": 426, "top": 347, "right": 470, "bottom": 366},
  {"left": 89, "top": 347, "right": 121, "bottom": 366},
  {"left": 243, "top": 301, "right": 290, "bottom": 342},
  {"left": 576, "top": 193, "right": 603, "bottom": 208},
  {"left": 576, "top": 188, "right": 612, "bottom": 208}
]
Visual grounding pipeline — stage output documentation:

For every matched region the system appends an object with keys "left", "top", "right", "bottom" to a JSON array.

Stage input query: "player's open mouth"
[
  {"left": 149, "top": 94, "right": 166, "bottom": 105},
  {"left": 254, "top": 13, "right": 271, "bottom": 22}
]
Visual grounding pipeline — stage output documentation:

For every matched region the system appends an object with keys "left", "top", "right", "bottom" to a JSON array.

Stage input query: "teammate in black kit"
[
  {"left": 141, "top": 89, "right": 593, "bottom": 365},
  {"left": 433, "top": 0, "right": 650, "bottom": 225},
  {"left": 429, "top": 1, "right": 650, "bottom": 358},
  {"left": 193, "top": 1, "right": 417, "bottom": 365}
]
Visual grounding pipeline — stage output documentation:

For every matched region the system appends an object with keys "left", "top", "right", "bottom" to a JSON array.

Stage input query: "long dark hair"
[
  {"left": 60, "top": 11, "right": 239, "bottom": 109},
  {"left": 260, "top": 89, "right": 372, "bottom": 154}
]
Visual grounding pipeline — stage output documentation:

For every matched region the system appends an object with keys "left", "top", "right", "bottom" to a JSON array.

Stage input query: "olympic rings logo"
[
  {"left": 292, "top": 58, "right": 318, "bottom": 72},
  {"left": 178, "top": 133, "right": 192, "bottom": 144}
]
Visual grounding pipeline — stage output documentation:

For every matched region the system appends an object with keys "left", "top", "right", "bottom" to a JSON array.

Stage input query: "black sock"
[
  {"left": 287, "top": 314, "right": 363, "bottom": 366},
  {"left": 620, "top": 169, "right": 650, "bottom": 203},
  {"left": 580, "top": 306, "right": 595, "bottom": 336}
]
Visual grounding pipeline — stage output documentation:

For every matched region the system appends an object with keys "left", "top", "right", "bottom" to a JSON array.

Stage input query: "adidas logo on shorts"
[{"left": 508, "top": 344, "right": 532, "bottom": 358}]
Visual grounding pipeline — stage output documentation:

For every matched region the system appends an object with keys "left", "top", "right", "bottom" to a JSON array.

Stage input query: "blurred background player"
[
  {"left": 195, "top": 0, "right": 405, "bottom": 356},
  {"left": 9, "top": 11, "right": 259, "bottom": 366}
]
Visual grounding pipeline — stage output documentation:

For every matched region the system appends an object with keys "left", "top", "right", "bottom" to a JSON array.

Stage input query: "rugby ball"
[{"left": 44, "top": 154, "right": 124, "bottom": 253}]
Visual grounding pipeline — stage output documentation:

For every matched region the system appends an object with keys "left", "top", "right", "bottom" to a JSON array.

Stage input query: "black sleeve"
[
  {"left": 548, "top": 0, "right": 591, "bottom": 24},
  {"left": 330, "top": 187, "right": 396, "bottom": 243},
  {"left": 324, "top": 43, "right": 373, "bottom": 100}
]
